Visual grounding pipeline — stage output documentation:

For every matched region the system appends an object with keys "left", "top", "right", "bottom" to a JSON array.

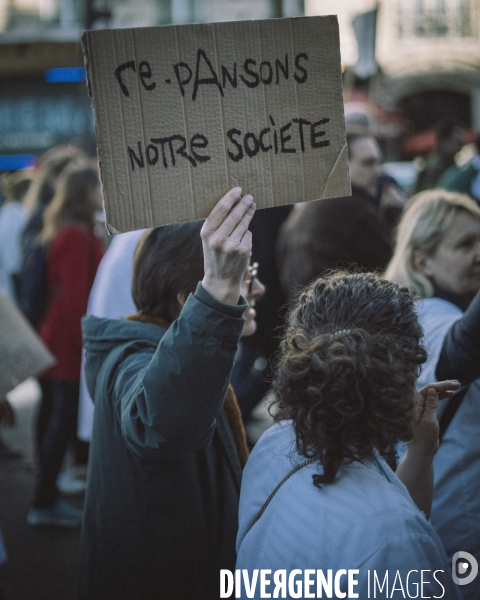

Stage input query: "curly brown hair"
[{"left": 272, "top": 271, "right": 427, "bottom": 486}]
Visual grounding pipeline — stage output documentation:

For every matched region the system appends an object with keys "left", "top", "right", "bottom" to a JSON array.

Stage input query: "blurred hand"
[
  {"left": 407, "top": 380, "right": 460, "bottom": 458},
  {"left": 201, "top": 188, "right": 256, "bottom": 305},
  {"left": 0, "top": 398, "right": 15, "bottom": 428}
]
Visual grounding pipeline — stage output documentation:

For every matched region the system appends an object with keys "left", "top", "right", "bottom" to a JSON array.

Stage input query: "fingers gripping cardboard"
[{"left": 83, "top": 16, "right": 350, "bottom": 233}]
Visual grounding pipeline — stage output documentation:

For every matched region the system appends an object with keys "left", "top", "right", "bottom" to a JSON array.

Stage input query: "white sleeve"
[{"left": 416, "top": 298, "right": 462, "bottom": 387}]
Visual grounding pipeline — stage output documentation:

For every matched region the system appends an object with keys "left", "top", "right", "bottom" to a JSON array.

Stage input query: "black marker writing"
[
  {"left": 114, "top": 51, "right": 309, "bottom": 100},
  {"left": 126, "top": 115, "right": 329, "bottom": 173},
  {"left": 115, "top": 60, "right": 156, "bottom": 97},
  {"left": 225, "top": 115, "right": 330, "bottom": 162},
  {"left": 127, "top": 133, "right": 210, "bottom": 171}
]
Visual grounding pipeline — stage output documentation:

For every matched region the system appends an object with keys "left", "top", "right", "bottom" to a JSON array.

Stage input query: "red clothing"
[{"left": 40, "top": 223, "right": 104, "bottom": 381}]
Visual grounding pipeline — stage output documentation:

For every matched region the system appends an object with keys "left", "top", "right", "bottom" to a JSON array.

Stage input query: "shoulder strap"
[
  {"left": 246, "top": 458, "right": 316, "bottom": 534},
  {"left": 439, "top": 386, "right": 469, "bottom": 443}
]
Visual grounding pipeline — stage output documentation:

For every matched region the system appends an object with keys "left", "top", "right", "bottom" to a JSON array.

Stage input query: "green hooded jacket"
[{"left": 80, "top": 284, "right": 246, "bottom": 600}]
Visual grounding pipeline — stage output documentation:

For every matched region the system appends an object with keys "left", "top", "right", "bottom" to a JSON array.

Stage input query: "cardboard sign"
[
  {"left": 83, "top": 16, "right": 350, "bottom": 233},
  {"left": 0, "top": 293, "right": 55, "bottom": 397}
]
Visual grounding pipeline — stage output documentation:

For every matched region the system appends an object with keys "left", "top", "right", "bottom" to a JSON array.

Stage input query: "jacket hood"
[{"left": 82, "top": 315, "right": 166, "bottom": 401}]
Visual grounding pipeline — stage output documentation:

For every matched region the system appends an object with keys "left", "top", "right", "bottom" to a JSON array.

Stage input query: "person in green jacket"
[
  {"left": 80, "top": 188, "right": 264, "bottom": 600},
  {"left": 412, "top": 117, "right": 464, "bottom": 194}
]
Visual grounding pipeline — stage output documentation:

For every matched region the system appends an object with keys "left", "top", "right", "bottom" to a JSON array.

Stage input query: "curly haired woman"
[{"left": 235, "top": 272, "right": 461, "bottom": 599}]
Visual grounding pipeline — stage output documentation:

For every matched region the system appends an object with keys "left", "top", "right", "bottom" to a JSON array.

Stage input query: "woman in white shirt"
[{"left": 386, "top": 190, "right": 480, "bottom": 600}]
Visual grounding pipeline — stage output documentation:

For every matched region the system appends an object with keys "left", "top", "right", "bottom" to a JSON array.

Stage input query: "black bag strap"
[
  {"left": 438, "top": 386, "right": 469, "bottom": 443},
  {"left": 246, "top": 458, "right": 316, "bottom": 534}
]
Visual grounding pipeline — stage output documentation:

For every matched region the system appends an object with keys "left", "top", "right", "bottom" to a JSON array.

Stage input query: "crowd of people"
[{"left": 0, "top": 115, "right": 479, "bottom": 599}]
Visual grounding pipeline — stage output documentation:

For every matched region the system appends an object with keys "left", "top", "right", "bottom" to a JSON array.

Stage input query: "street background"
[{"left": 0, "top": 380, "right": 83, "bottom": 600}]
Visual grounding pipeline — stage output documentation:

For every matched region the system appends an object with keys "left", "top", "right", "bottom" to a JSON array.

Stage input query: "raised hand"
[
  {"left": 408, "top": 380, "right": 461, "bottom": 457},
  {"left": 396, "top": 380, "right": 460, "bottom": 517},
  {"left": 201, "top": 187, "right": 256, "bottom": 305}
]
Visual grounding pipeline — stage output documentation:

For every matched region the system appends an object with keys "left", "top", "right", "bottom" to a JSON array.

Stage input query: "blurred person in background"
[
  {"left": 412, "top": 117, "right": 465, "bottom": 195},
  {"left": 77, "top": 229, "right": 144, "bottom": 445},
  {"left": 27, "top": 164, "right": 104, "bottom": 528},
  {"left": 0, "top": 171, "right": 32, "bottom": 301},
  {"left": 440, "top": 135, "right": 480, "bottom": 204},
  {"left": 276, "top": 131, "right": 407, "bottom": 299},
  {"left": 21, "top": 145, "right": 85, "bottom": 253},
  {"left": 0, "top": 171, "right": 31, "bottom": 460},
  {"left": 18, "top": 145, "right": 86, "bottom": 468},
  {"left": 80, "top": 189, "right": 264, "bottom": 599},
  {"left": 385, "top": 190, "right": 480, "bottom": 600}
]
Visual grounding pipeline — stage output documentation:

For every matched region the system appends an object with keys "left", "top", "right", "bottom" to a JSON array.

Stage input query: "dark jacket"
[
  {"left": 79, "top": 284, "right": 246, "bottom": 600},
  {"left": 276, "top": 187, "right": 393, "bottom": 299}
]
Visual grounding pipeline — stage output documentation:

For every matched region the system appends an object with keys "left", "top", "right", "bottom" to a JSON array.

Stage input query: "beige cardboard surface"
[
  {"left": 83, "top": 16, "right": 350, "bottom": 233},
  {"left": 0, "top": 293, "right": 55, "bottom": 397}
]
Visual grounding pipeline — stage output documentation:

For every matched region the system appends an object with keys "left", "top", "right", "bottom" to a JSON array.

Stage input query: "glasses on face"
[{"left": 246, "top": 262, "right": 259, "bottom": 295}]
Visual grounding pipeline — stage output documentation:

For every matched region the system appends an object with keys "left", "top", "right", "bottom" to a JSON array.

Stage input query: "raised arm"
[
  {"left": 118, "top": 188, "right": 256, "bottom": 460},
  {"left": 396, "top": 380, "right": 459, "bottom": 518}
]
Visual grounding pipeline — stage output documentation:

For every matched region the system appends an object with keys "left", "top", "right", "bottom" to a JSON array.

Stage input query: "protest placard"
[
  {"left": 83, "top": 16, "right": 350, "bottom": 233},
  {"left": 0, "top": 293, "right": 55, "bottom": 397}
]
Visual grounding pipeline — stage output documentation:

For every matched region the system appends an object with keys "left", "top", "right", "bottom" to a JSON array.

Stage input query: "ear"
[
  {"left": 411, "top": 250, "right": 431, "bottom": 276},
  {"left": 176, "top": 291, "right": 187, "bottom": 307}
]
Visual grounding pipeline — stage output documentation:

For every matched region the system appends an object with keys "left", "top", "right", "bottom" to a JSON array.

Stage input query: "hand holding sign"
[{"left": 201, "top": 187, "right": 255, "bottom": 305}]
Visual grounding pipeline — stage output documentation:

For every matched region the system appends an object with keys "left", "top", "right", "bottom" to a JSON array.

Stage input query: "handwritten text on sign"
[
  {"left": 83, "top": 17, "right": 350, "bottom": 232},
  {"left": 115, "top": 50, "right": 329, "bottom": 172}
]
